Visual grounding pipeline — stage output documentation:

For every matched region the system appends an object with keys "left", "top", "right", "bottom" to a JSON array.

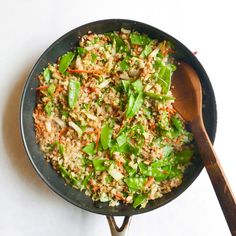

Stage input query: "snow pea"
[
  {"left": 133, "top": 194, "right": 147, "bottom": 208},
  {"left": 43, "top": 67, "right": 51, "bottom": 83},
  {"left": 101, "top": 124, "right": 113, "bottom": 150},
  {"left": 68, "top": 80, "right": 80, "bottom": 109},
  {"left": 59, "top": 51, "right": 75, "bottom": 74},
  {"left": 92, "top": 159, "right": 107, "bottom": 172},
  {"left": 82, "top": 142, "right": 96, "bottom": 155},
  {"left": 124, "top": 177, "right": 147, "bottom": 191},
  {"left": 130, "top": 32, "right": 151, "bottom": 45}
]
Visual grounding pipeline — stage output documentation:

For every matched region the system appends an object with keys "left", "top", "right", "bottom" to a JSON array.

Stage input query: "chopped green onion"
[{"left": 82, "top": 174, "right": 92, "bottom": 189}]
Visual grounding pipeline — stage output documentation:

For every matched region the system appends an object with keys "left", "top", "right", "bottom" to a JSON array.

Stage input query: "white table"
[{"left": 1, "top": 0, "right": 235, "bottom": 235}]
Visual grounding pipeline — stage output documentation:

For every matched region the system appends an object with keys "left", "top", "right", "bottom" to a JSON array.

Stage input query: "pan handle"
[{"left": 106, "top": 216, "right": 131, "bottom": 236}]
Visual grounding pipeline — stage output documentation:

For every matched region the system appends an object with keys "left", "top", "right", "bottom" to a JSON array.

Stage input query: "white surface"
[{"left": 0, "top": 0, "right": 235, "bottom": 235}]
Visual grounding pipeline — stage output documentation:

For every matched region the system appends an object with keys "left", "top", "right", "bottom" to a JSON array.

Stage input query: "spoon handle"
[{"left": 191, "top": 118, "right": 236, "bottom": 235}]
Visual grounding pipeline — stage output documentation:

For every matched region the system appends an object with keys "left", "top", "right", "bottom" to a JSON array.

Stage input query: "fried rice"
[{"left": 33, "top": 28, "right": 194, "bottom": 208}]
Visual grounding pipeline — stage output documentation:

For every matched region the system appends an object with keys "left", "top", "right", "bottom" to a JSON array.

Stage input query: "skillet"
[{"left": 20, "top": 19, "right": 217, "bottom": 235}]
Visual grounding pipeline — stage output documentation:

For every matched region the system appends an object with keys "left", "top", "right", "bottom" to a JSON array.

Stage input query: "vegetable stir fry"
[{"left": 33, "top": 29, "right": 194, "bottom": 208}]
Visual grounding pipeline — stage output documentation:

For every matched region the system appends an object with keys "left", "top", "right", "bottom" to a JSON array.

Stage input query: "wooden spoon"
[{"left": 172, "top": 62, "right": 236, "bottom": 235}]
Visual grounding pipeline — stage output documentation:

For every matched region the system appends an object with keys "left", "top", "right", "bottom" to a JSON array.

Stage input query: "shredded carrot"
[
  {"left": 59, "top": 127, "right": 68, "bottom": 140},
  {"left": 115, "top": 193, "right": 124, "bottom": 200},
  {"left": 167, "top": 47, "right": 175, "bottom": 54},
  {"left": 116, "top": 161, "right": 123, "bottom": 168},
  {"left": 35, "top": 85, "right": 48, "bottom": 90},
  {"left": 161, "top": 40, "right": 167, "bottom": 56},
  {"left": 56, "top": 85, "right": 64, "bottom": 93},
  {"left": 83, "top": 130, "right": 96, "bottom": 135},
  {"left": 149, "top": 121, "right": 156, "bottom": 131},
  {"left": 145, "top": 177, "right": 154, "bottom": 187},
  {"left": 67, "top": 69, "right": 102, "bottom": 74},
  {"left": 96, "top": 128, "right": 101, "bottom": 153}
]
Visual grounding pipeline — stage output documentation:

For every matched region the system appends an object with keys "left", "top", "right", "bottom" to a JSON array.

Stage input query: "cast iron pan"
[{"left": 20, "top": 19, "right": 217, "bottom": 235}]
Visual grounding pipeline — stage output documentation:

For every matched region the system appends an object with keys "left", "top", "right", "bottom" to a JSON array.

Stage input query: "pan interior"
[{"left": 20, "top": 19, "right": 217, "bottom": 216}]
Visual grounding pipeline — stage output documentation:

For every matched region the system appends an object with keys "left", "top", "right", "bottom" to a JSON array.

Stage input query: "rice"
[{"left": 33, "top": 29, "right": 194, "bottom": 208}]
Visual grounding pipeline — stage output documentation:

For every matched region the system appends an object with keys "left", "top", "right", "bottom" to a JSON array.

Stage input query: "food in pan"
[{"left": 33, "top": 28, "right": 194, "bottom": 208}]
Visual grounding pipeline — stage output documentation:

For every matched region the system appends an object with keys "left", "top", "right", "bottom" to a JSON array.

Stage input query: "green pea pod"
[
  {"left": 124, "top": 163, "right": 136, "bottom": 176},
  {"left": 139, "top": 162, "right": 153, "bottom": 176},
  {"left": 59, "top": 166, "right": 71, "bottom": 183},
  {"left": 140, "top": 42, "right": 153, "bottom": 58},
  {"left": 139, "top": 162, "right": 170, "bottom": 181},
  {"left": 82, "top": 142, "right": 96, "bottom": 155},
  {"left": 101, "top": 124, "right": 113, "bottom": 150},
  {"left": 162, "top": 145, "right": 173, "bottom": 158},
  {"left": 153, "top": 60, "right": 174, "bottom": 94},
  {"left": 175, "top": 149, "right": 194, "bottom": 164},
  {"left": 121, "top": 80, "right": 130, "bottom": 93},
  {"left": 131, "top": 124, "right": 145, "bottom": 134},
  {"left": 54, "top": 140, "right": 65, "bottom": 156},
  {"left": 59, "top": 51, "right": 75, "bottom": 74},
  {"left": 44, "top": 101, "right": 53, "bottom": 116},
  {"left": 82, "top": 174, "right": 92, "bottom": 189},
  {"left": 144, "top": 92, "right": 174, "bottom": 101},
  {"left": 77, "top": 47, "right": 87, "bottom": 56},
  {"left": 59, "top": 166, "right": 80, "bottom": 186},
  {"left": 106, "top": 32, "right": 128, "bottom": 52},
  {"left": 116, "top": 133, "right": 129, "bottom": 146},
  {"left": 126, "top": 92, "right": 143, "bottom": 118},
  {"left": 105, "top": 175, "right": 113, "bottom": 183},
  {"left": 133, "top": 194, "right": 147, "bottom": 208},
  {"left": 171, "top": 116, "right": 184, "bottom": 133},
  {"left": 159, "top": 67, "right": 171, "bottom": 94},
  {"left": 130, "top": 32, "right": 151, "bottom": 45},
  {"left": 58, "top": 143, "right": 65, "bottom": 156},
  {"left": 43, "top": 67, "right": 51, "bottom": 83},
  {"left": 47, "top": 83, "right": 56, "bottom": 96},
  {"left": 124, "top": 177, "right": 147, "bottom": 191},
  {"left": 126, "top": 94, "right": 135, "bottom": 117},
  {"left": 91, "top": 53, "right": 97, "bottom": 63},
  {"left": 131, "top": 80, "right": 143, "bottom": 94},
  {"left": 111, "top": 142, "right": 138, "bottom": 155},
  {"left": 168, "top": 166, "right": 183, "bottom": 179},
  {"left": 120, "top": 57, "right": 129, "bottom": 71},
  {"left": 68, "top": 80, "right": 80, "bottom": 109},
  {"left": 92, "top": 159, "right": 107, "bottom": 171}
]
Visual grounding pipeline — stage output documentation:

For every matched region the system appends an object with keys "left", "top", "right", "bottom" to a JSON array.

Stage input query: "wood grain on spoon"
[{"left": 172, "top": 62, "right": 236, "bottom": 235}]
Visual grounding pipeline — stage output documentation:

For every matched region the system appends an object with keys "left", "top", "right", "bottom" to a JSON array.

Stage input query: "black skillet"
[{"left": 20, "top": 19, "right": 217, "bottom": 235}]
